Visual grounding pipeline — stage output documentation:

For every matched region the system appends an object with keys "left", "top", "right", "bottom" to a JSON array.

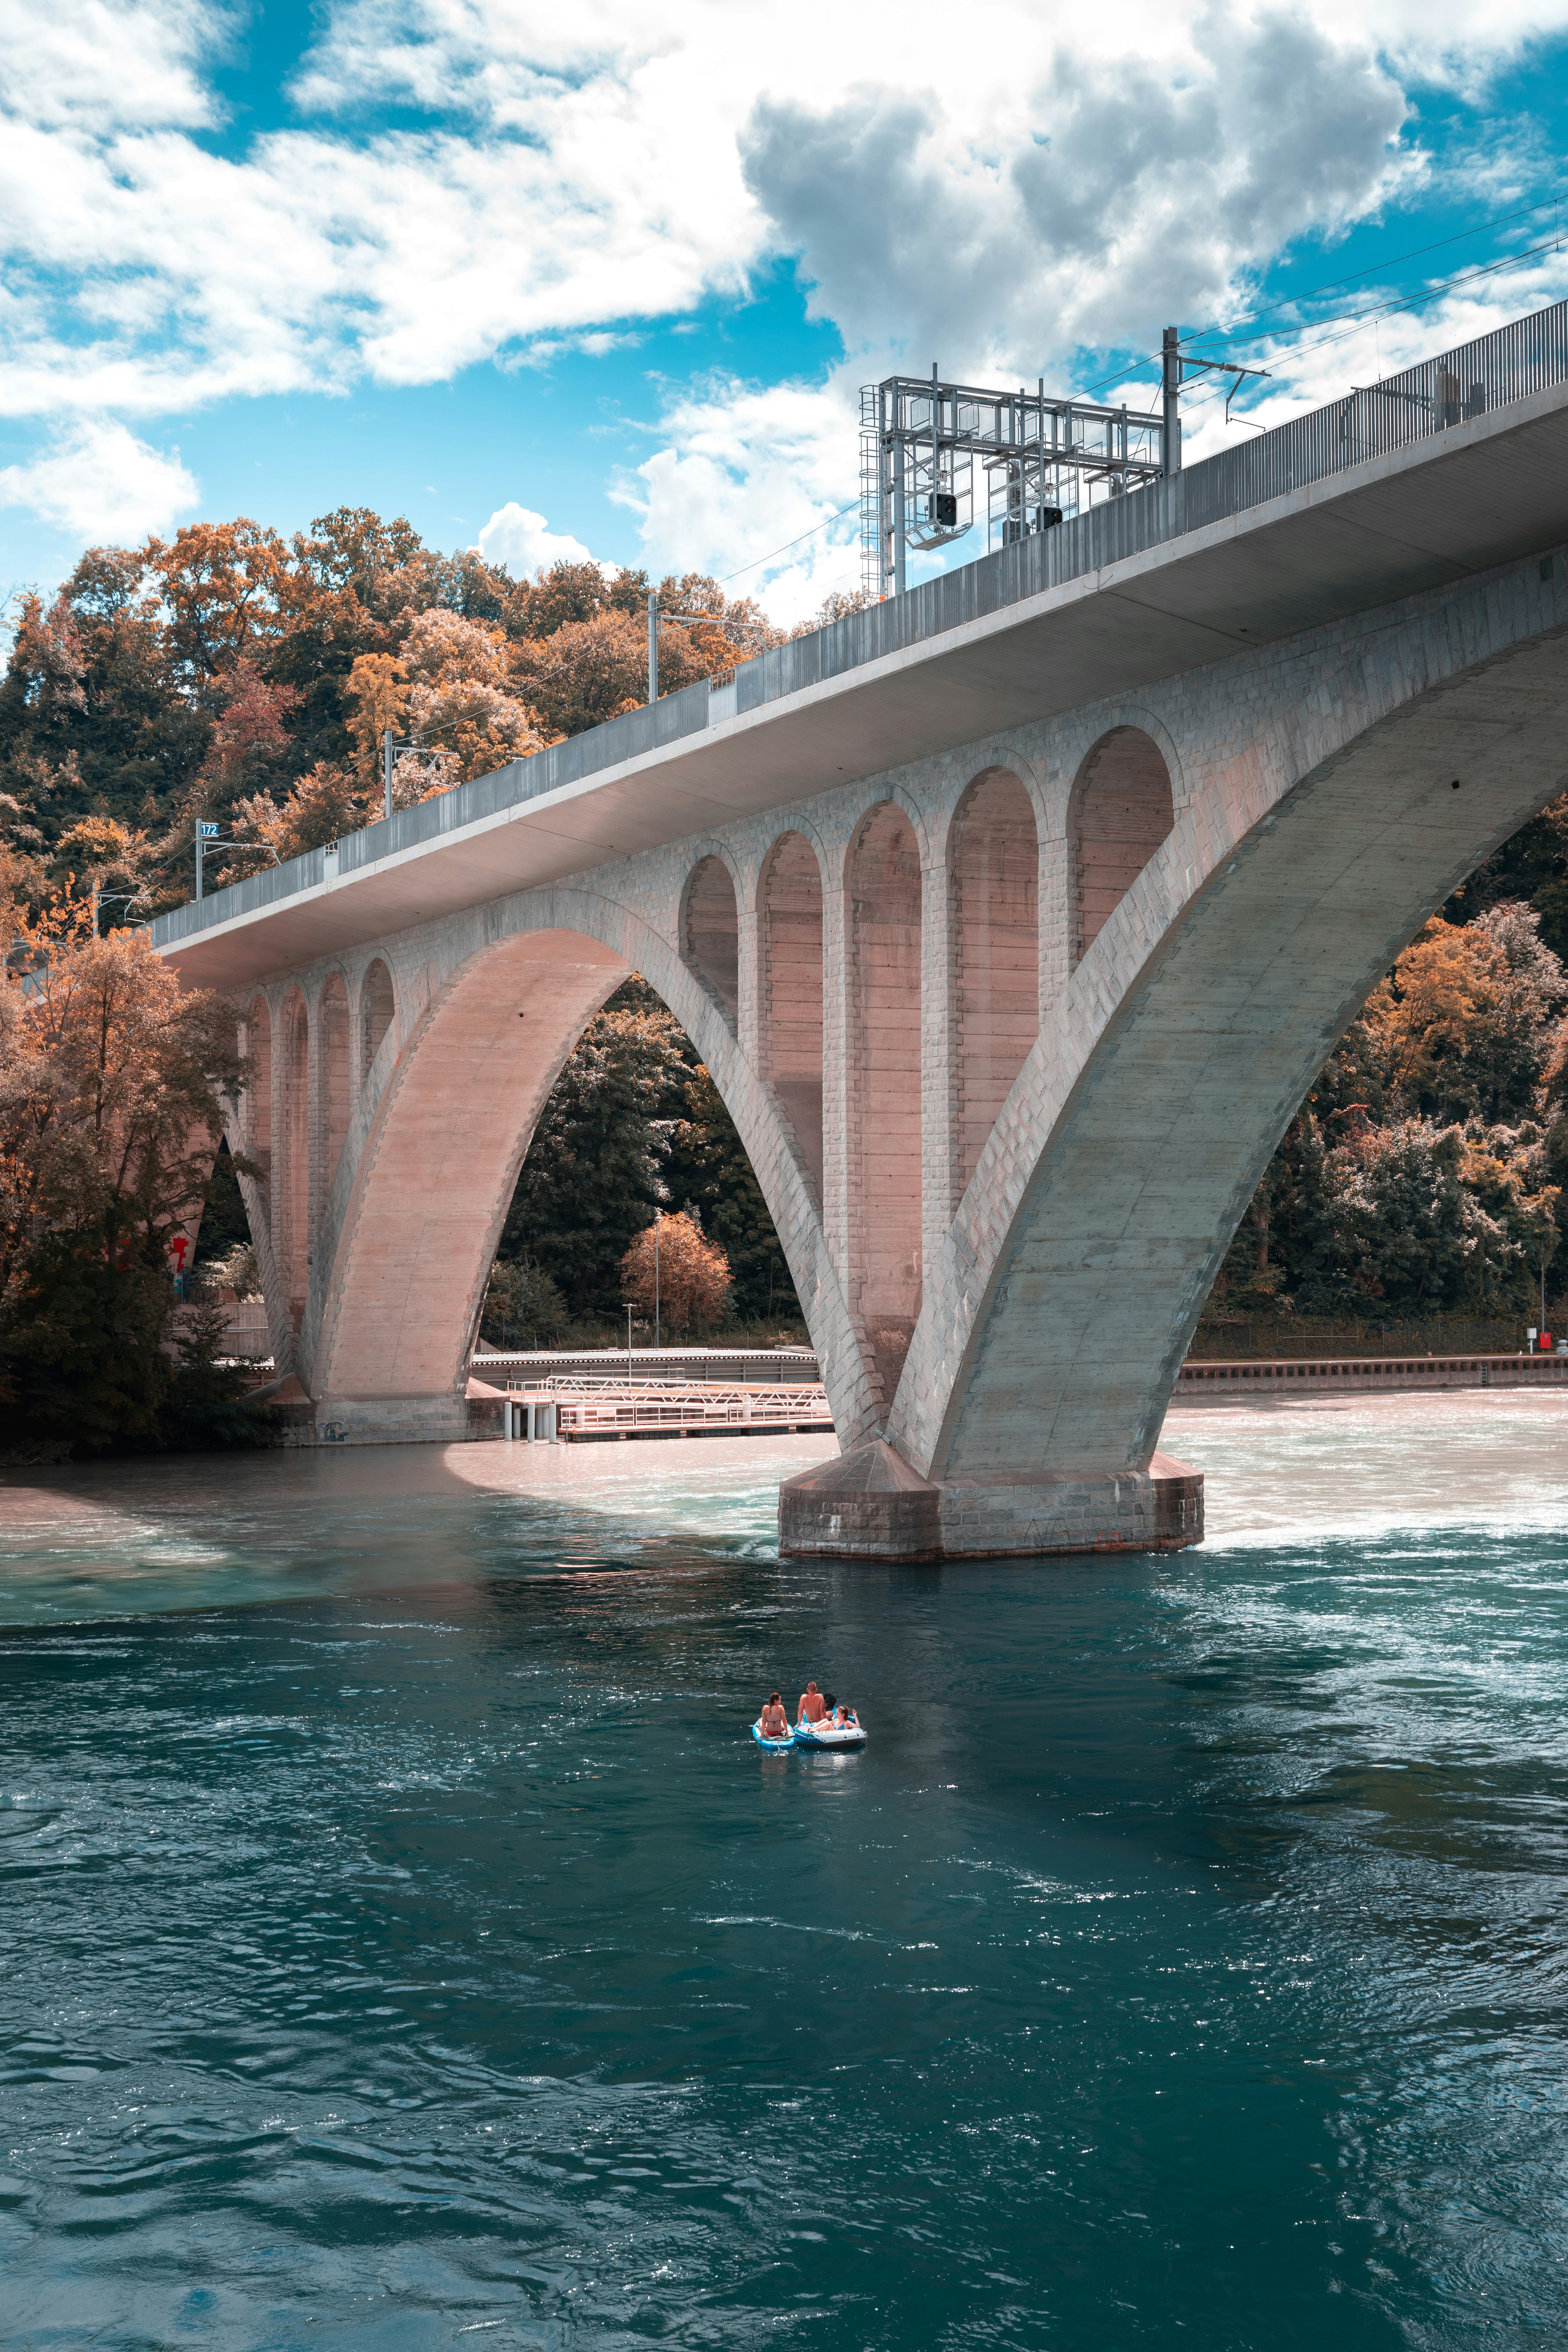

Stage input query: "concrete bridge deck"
[{"left": 157, "top": 304, "right": 1568, "bottom": 995}]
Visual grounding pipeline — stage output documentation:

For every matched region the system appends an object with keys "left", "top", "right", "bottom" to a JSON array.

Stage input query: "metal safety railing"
[
  {"left": 502, "top": 1374, "right": 833, "bottom": 1438},
  {"left": 1178, "top": 302, "right": 1568, "bottom": 532}
]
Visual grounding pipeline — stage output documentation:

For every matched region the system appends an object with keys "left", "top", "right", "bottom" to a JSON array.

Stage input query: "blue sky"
[{"left": 6, "top": 0, "right": 1568, "bottom": 625}]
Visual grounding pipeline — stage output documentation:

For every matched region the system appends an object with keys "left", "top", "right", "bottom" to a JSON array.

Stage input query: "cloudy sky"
[{"left": 6, "top": 0, "right": 1568, "bottom": 621}]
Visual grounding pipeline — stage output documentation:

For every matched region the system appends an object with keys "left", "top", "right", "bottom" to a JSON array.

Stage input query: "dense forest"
[
  {"left": 5, "top": 504, "right": 1568, "bottom": 1367},
  {"left": 0, "top": 509, "right": 784, "bottom": 905},
  {"left": 0, "top": 510, "right": 810, "bottom": 1348}
]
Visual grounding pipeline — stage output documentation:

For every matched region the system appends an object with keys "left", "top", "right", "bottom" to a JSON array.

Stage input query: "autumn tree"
[
  {"left": 1205, "top": 904, "right": 1567, "bottom": 1326},
  {"left": 145, "top": 518, "right": 289, "bottom": 681},
  {"left": 621, "top": 1211, "right": 731, "bottom": 1336},
  {"left": 225, "top": 763, "right": 369, "bottom": 872},
  {"left": 0, "top": 913, "right": 267, "bottom": 1448},
  {"left": 401, "top": 609, "right": 542, "bottom": 782},
  {"left": 510, "top": 570, "right": 778, "bottom": 739}
]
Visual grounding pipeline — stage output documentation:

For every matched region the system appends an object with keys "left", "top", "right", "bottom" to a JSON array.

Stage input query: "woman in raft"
[{"left": 758, "top": 1692, "right": 791, "bottom": 1740}]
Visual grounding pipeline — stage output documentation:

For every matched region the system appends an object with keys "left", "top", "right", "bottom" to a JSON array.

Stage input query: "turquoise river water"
[{"left": 3, "top": 1391, "right": 1568, "bottom": 2349}]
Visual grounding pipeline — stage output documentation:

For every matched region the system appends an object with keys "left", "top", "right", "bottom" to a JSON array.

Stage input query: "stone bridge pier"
[{"left": 212, "top": 549, "right": 1568, "bottom": 1560}]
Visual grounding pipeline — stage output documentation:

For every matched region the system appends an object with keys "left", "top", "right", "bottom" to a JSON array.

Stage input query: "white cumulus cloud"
[
  {"left": 611, "top": 374, "right": 860, "bottom": 623},
  {"left": 475, "top": 502, "right": 599, "bottom": 573},
  {"left": 8, "top": 0, "right": 1568, "bottom": 593},
  {"left": 0, "top": 417, "right": 198, "bottom": 540},
  {"left": 6, "top": 0, "right": 1568, "bottom": 428}
]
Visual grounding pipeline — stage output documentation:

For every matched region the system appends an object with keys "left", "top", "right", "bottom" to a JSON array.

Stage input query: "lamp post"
[
  {"left": 654, "top": 1210, "right": 661, "bottom": 1351},
  {"left": 624, "top": 1302, "right": 635, "bottom": 1383}
]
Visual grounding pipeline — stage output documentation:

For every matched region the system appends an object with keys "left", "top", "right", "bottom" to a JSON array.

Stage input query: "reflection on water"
[{"left": 2, "top": 1400, "right": 1567, "bottom": 2348}]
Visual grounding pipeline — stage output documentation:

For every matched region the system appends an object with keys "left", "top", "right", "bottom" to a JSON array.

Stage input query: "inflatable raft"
[
  {"left": 792, "top": 1717, "right": 867, "bottom": 1750},
  {"left": 752, "top": 1718, "right": 795, "bottom": 1752}
]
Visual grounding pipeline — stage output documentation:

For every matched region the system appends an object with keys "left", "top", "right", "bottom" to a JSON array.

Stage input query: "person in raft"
[
  {"left": 759, "top": 1692, "right": 790, "bottom": 1739},
  {"left": 831, "top": 1701, "right": 860, "bottom": 1729},
  {"left": 797, "top": 1681, "right": 828, "bottom": 1727}
]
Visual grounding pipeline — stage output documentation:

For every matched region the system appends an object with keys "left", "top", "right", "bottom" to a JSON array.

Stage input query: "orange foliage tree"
[
  {"left": 619, "top": 1211, "right": 730, "bottom": 1336},
  {"left": 0, "top": 910, "right": 254, "bottom": 1445}
]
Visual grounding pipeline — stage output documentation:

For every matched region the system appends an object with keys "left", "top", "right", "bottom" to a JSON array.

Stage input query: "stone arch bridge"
[{"left": 154, "top": 303, "right": 1568, "bottom": 1558}]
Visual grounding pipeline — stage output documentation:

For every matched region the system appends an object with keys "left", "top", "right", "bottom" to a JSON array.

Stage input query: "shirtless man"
[
  {"left": 797, "top": 1680, "right": 827, "bottom": 1726},
  {"left": 759, "top": 1692, "right": 790, "bottom": 1740}
]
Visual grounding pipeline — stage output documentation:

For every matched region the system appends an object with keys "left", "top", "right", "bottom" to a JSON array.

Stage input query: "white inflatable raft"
[{"left": 792, "top": 1717, "right": 867, "bottom": 1749}]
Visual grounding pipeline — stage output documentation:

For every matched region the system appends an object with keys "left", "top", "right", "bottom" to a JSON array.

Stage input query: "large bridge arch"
[
  {"left": 307, "top": 899, "right": 873, "bottom": 1443},
  {"left": 892, "top": 624, "right": 1568, "bottom": 1498}
]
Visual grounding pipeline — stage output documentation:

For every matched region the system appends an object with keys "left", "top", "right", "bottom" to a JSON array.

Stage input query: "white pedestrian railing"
[{"left": 499, "top": 1374, "right": 833, "bottom": 1440}]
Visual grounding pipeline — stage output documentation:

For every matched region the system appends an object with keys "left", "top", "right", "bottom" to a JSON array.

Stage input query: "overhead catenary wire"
[
  {"left": 1080, "top": 203, "right": 1568, "bottom": 407},
  {"left": 713, "top": 498, "right": 861, "bottom": 586},
  {"left": 1193, "top": 192, "right": 1568, "bottom": 351},
  {"left": 1175, "top": 229, "right": 1568, "bottom": 424}
]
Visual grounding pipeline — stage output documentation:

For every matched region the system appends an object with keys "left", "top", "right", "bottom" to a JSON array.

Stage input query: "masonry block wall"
[{"left": 229, "top": 547, "right": 1568, "bottom": 1485}]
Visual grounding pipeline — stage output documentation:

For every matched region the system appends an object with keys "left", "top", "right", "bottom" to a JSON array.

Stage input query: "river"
[{"left": 3, "top": 1391, "right": 1567, "bottom": 2348}]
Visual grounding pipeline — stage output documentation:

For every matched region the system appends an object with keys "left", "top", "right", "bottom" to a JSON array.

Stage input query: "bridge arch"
[
  {"left": 845, "top": 800, "right": 924, "bottom": 1407},
  {"left": 681, "top": 854, "right": 740, "bottom": 1031},
  {"left": 951, "top": 768, "right": 1039, "bottom": 1196},
  {"left": 308, "top": 901, "right": 871, "bottom": 1442},
  {"left": 894, "top": 626, "right": 1568, "bottom": 1494},
  {"left": 317, "top": 970, "right": 351, "bottom": 1212},
  {"left": 278, "top": 987, "right": 310, "bottom": 1330},
  {"left": 1069, "top": 725, "right": 1176, "bottom": 965},
  {"left": 243, "top": 994, "right": 271, "bottom": 1176},
  {"left": 358, "top": 958, "right": 395, "bottom": 1089},
  {"left": 758, "top": 829, "right": 826, "bottom": 1200}
]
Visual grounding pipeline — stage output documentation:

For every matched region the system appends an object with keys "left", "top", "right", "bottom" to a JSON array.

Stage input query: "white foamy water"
[{"left": 1161, "top": 1388, "right": 1568, "bottom": 1548}]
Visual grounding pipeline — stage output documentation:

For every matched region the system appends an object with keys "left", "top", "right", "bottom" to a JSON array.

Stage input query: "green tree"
[
  {"left": 665, "top": 1065, "right": 802, "bottom": 1322},
  {"left": 481, "top": 1258, "right": 568, "bottom": 1348},
  {"left": 497, "top": 980, "right": 691, "bottom": 1320}
]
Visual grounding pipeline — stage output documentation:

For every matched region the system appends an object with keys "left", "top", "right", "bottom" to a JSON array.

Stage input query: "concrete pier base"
[
  {"left": 275, "top": 1384, "right": 506, "bottom": 1447},
  {"left": 778, "top": 1440, "right": 1203, "bottom": 1561}
]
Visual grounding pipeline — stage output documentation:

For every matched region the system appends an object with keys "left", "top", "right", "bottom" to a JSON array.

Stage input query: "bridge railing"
[
  {"left": 1182, "top": 301, "right": 1568, "bottom": 528},
  {"left": 151, "top": 297, "right": 1568, "bottom": 951}
]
